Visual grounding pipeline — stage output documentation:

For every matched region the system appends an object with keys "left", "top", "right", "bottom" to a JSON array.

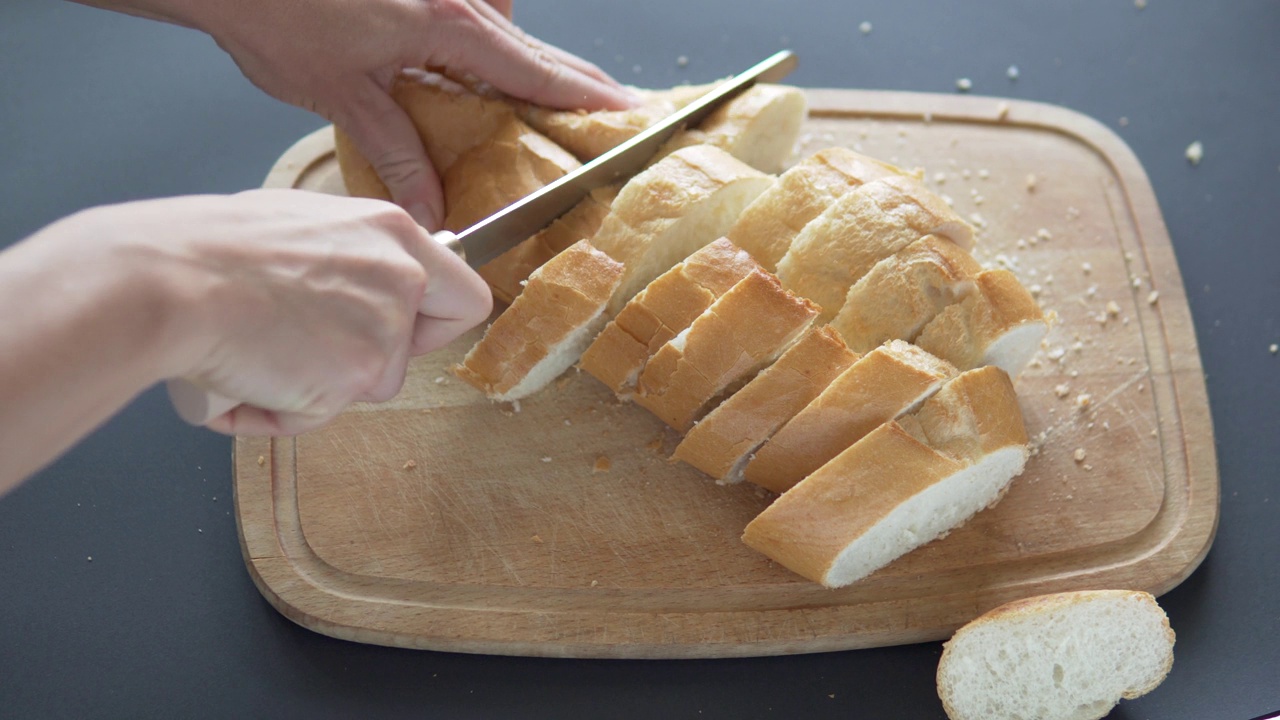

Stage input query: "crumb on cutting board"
[
  {"left": 402, "top": 460, "right": 417, "bottom": 470},
  {"left": 593, "top": 455, "right": 612, "bottom": 473},
  {"left": 1073, "top": 448, "right": 1087, "bottom": 463},
  {"left": 257, "top": 455, "right": 265, "bottom": 467},
  {"left": 531, "top": 534, "right": 543, "bottom": 544}
]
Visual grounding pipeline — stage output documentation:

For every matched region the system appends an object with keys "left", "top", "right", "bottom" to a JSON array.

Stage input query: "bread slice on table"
[
  {"left": 453, "top": 240, "right": 623, "bottom": 401},
  {"left": 936, "top": 590, "right": 1175, "bottom": 720},
  {"left": 743, "top": 340, "right": 957, "bottom": 494},
  {"left": 672, "top": 326, "right": 860, "bottom": 484},
  {"left": 476, "top": 186, "right": 618, "bottom": 305},
  {"left": 726, "top": 147, "right": 909, "bottom": 272},
  {"left": 741, "top": 365, "right": 1029, "bottom": 588},
  {"left": 915, "top": 268, "right": 1047, "bottom": 378},
  {"left": 590, "top": 145, "right": 775, "bottom": 315},
  {"left": 579, "top": 238, "right": 760, "bottom": 397},
  {"left": 657, "top": 84, "right": 807, "bottom": 174},
  {"left": 775, "top": 174, "right": 974, "bottom": 321},
  {"left": 831, "top": 234, "right": 984, "bottom": 353},
  {"left": 518, "top": 83, "right": 716, "bottom": 161},
  {"left": 335, "top": 69, "right": 523, "bottom": 202},
  {"left": 440, "top": 119, "right": 582, "bottom": 230},
  {"left": 633, "top": 270, "right": 820, "bottom": 432}
]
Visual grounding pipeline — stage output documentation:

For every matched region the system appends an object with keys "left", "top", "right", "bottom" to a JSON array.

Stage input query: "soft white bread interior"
[
  {"left": 589, "top": 145, "right": 775, "bottom": 315},
  {"left": 518, "top": 83, "right": 716, "bottom": 161},
  {"left": 831, "top": 234, "right": 984, "bottom": 353},
  {"left": 915, "top": 268, "right": 1048, "bottom": 378},
  {"left": 452, "top": 240, "right": 623, "bottom": 401},
  {"left": 634, "top": 270, "right": 820, "bottom": 432},
  {"left": 743, "top": 340, "right": 957, "bottom": 494},
  {"left": 476, "top": 185, "right": 618, "bottom": 305},
  {"left": 775, "top": 174, "right": 975, "bottom": 322},
  {"left": 657, "top": 84, "right": 808, "bottom": 174},
  {"left": 672, "top": 326, "right": 860, "bottom": 484},
  {"left": 579, "top": 238, "right": 760, "bottom": 397},
  {"left": 741, "top": 365, "right": 1029, "bottom": 588},
  {"left": 936, "top": 590, "right": 1175, "bottom": 720},
  {"left": 726, "top": 147, "right": 908, "bottom": 272},
  {"left": 441, "top": 119, "right": 582, "bottom": 231}
]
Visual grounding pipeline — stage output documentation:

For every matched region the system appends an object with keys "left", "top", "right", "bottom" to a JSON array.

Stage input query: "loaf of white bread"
[
  {"left": 335, "top": 76, "right": 1053, "bottom": 591},
  {"left": 936, "top": 590, "right": 1175, "bottom": 720}
]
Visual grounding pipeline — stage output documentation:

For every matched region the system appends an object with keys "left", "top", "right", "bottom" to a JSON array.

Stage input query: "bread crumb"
[
  {"left": 1072, "top": 341, "right": 1084, "bottom": 353},
  {"left": 1054, "top": 384, "right": 1070, "bottom": 398},
  {"left": 1025, "top": 173, "right": 1037, "bottom": 192},
  {"left": 1029, "top": 284, "right": 1042, "bottom": 297},
  {"left": 1036, "top": 228, "right": 1052, "bottom": 241},
  {"left": 540, "top": 456, "right": 553, "bottom": 463},
  {"left": 257, "top": 455, "right": 265, "bottom": 467},
  {"left": 968, "top": 212, "right": 986, "bottom": 228},
  {"left": 1076, "top": 393, "right": 1092, "bottom": 411},
  {"left": 1132, "top": 275, "right": 1144, "bottom": 289},
  {"left": 997, "top": 102, "right": 1010, "bottom": 120},
  {"left": 1135, "top": 0, "right": 1147, "bottom": 8},
  {"left": 1007, "top": 65, "right": 1020, "bottom": 80},
  {"left": 1138, "top": 383, "right": 1145, "bottom": 392},
  {"left": 956, "top": 77, "right": 972, "bottom": 92},
  {"left": 1086, "top": 284, "right": 1098, "bottom": 299},
  {"left": 512, "top": 399, "right": 522, "bottom": 413},
  {"left": 1270, "top": 343, "right": 1278, "bottom": 354},
  {"left": 1147, "top": 290, "right": 1160, "bottom": 305},
  {"left": 590, "top": 580, "right": 599, "bottom": 587},
  {"left": 1151, "top": 429, "right": 1158, "bottom": 437},
  {"left": 1119, "top": 116, "right": 1130, "bottom": 127},
  {"left": 631, "top": 64, "right": 642, "bottom": 74},
  {"left": 1106, "top": 300, "right": 1121, "bottom": 316},
  {"left": 87, "top": 556, "right": 92, "bottom": 562},
  {"left": 420, "top": 408, "right": 433, "bottom": 414},
  {"left": 962, "top": 169, "right": 972, "bottom": 180},
  {"left": 1081, "top": 262, "right": 1092, "bottom": 275},
  {"left": 1073, "top": 448, "right": 1087, "bottom": 463},
  {"left": 555, "top": 375, "right": 573, "bottom": 390},
  {"left": 1016, "top": 239, "right": 1027, "bottom": 250},
  {"left": 647, "top": 435, "right": 664, "bottom": 452},
  {"left": 1185, "top": 141, "right": 1204, "bottom": 166},
  {"left": 978, "top": 169, "right": 990, "bottom": 180},
  {"left": 402, "top": 460, "right": 417, "bottom": 470},
  {"left": 1083, "top": 464, "right": 1094, "bottom": 472},
  {"left": 1070, "top": 369, "right": 1079, "bottom": 378},
  {"left": 1047, "top": 346, "right": 1066, "bottom": 361},
  {"left": 677, "top": 55, "right": 689, "bottom": 67},
  {"left": 593, "top": 455, "right": 612, "bottom": 473},
  {"left": 531, "top": 534, "right": 543, "bottom": 543},
  {"left": 933, "top": 171, "right": 947, "bottom": 185},
  {"left": 433, "top": 376, "right": 447, "bottom": 385},
  {"left": 941, "top": 193, "right": 955, "bottom": 207},
  {"left": 859, "top": 20, "right": 872, "bottom": 34}
]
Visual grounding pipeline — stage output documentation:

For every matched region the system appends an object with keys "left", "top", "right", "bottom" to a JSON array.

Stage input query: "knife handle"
[{"left": 166, "top": 378, "right": 240, "bottom": 426}]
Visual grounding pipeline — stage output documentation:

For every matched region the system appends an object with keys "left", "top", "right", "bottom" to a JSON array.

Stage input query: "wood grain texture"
[{"left": 235, "top": 90, "right": 1218, "bottom": 658}]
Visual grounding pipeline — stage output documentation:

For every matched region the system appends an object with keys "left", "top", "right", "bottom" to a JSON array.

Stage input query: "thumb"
[{"left": 338, "top": 79, "right": 446, "bottom": 230}]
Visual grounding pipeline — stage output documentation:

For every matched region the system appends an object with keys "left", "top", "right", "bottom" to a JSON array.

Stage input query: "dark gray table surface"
[{"left": 2, "top": 1, "right": 1278, "bottom": 718}]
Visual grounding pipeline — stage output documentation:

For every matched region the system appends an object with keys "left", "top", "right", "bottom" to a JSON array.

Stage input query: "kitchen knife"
[{"left": 168, "top": 49, "right": 798, "bottom": 425}]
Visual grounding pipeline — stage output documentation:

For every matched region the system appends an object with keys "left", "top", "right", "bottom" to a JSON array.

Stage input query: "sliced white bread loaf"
[
  {"left": 726, "top": 147, "right": 908, "bottom": 272},
  {"left": 634, "top": 270, "right": 820, "bottom": 432},
  {"left": 335, "top": 69, "right": 522, "bottom": 202},
  {"left": 452, "top": 240, "right": 623, "bottom": 401},
  {"left": 441, "top": 119, "right": 582, "bottom": 231},
  {"left": 741, "top": 365, "right": 1029, "bottom": 588},
  {"left": 579, "top": 238, "right": 760, "bottom": 397},
  {"left": 589, "top": 145, "right": 775, "bottom": 315},
  {"left": 672, "top": 326, "right": 860, "bottom": 484},
  {"left": 743, "top": 340, "right": 957, "bottom": 494},
  {"left": 915, "top": 268, "right": 1047, "bottom": 378},
  {"left": 831, "top": 234, "right": 984, "bottom": 353},
  {"left": 937, "top": 590, "right": 1175, "bottom": 720},
  {"left": 657, "top": 84, "right": 807, "bottom": 174},
  {"left": 519, "top": 83, "right": 715, "bottom": 161},
  {"left": 775, "top": 174, "right": 974, "bottom": 321},
  {"left": 476, "top": 185, "right": 618, "bottom": 305}
]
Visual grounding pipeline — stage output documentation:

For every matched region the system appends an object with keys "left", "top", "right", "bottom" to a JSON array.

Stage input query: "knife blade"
[{"left": 440, "top": 49, "right": 799, "bottom": 269}]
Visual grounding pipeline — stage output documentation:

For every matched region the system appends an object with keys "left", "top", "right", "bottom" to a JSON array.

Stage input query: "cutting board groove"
[{"left": 235, "top": 89, "right": 1218, "bottom": 658}]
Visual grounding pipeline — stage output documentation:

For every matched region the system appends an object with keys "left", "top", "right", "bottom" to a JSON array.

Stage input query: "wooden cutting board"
[{"left": 234, "top": 89, "right": 1218, "bottom": 658}]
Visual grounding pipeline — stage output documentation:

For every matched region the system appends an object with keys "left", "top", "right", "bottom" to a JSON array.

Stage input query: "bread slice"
[
  {"left": 335, "top": 69, "right": 522, "bottom": 201},
  {"left": 726, "top": 147, "right": 908, "bottom": 271},
  {"left": 775, "top": 174, "right": 974, "bottom": 321},
  {"left": 656, "top": 84, "right": 807, "bottom": 174},
  {"left": 743, "top": 340, "right": 957, "bottom": 493},
  {"left": 579, "top": 238, "right": 760, "bottom": 396},
  {"left": 741, "top": 365, "right": 1029, "bottom": 588},
  {"left": 476, "top": 185, "right": 618, "bottom": 304},
  {"left": 519, "top": 83, "right": 715, "bottom": 161},
  {"left": 831, "top": 234, "right": 984, "bottom": 352},
  {"left": 937, "top": 590, "right": 1175, "bottom": 720},
  {"left": 452, "top": 240, "right": 623, "bottom": 400},
  {"left": 915, "top": 268, "right": 1047, "bottom": 378},
  {"left": 634, "top": 270, "right": 820, "bottom": 432},
  {"left": 589, "top": 145, "right": 774, "bottom": 315},
  {"left": 441, "top": 119, "right": 582, "bottom": 230},
  {"left": 672, "top": 326, "right": 860, "bottom": 484}
]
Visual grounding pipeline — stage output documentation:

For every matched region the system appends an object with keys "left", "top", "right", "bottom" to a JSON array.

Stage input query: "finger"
[
  {"left": 466, "top": 1, "right": 621, "bottom": 89},
  {"left": 481, "top": 0, "right": 513, "bottom": 19},
  {"left": 406, "top": 230, "right": 494, "bottom": 355},
  {"left": 358, "top": 325, "right": 414, "bottom": 402},
  {"left": 437, "top": 9, "right": 636, "bottom": 111},
  {"left": 205, "top": 405, "right": 337, "bottom": 437},
  {"left": 336, "top": 79, "right": 446, "bottom": 229}
]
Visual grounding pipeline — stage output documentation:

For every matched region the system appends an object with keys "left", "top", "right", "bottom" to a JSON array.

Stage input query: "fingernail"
[{"left": 407, "top": 202, "right": 442, "bottom": 232}]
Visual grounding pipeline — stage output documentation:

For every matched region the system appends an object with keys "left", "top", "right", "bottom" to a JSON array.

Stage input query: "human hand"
[
  {"left": 131, "top": 189, "right": 491, "bottom": 435},
  {"left": 194, "top": 0, "right": 635, "bottom": 229}
]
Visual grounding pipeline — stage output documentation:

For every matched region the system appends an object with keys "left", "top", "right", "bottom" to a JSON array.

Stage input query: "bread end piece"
[
  {"left": 915, "top": 269, "right": 1047, "bottom": 378},
  {"left": 937, "top": 590, "right": 1175, "bottom": 720},
  {"left": 453, "top": 240, "right": 623, "bottom": 401}
]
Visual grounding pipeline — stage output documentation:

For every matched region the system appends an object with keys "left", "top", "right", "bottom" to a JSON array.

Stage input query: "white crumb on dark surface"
[
  {"left": 859, "top": 21, "right": 872, "bottom": 34},
  {"left": 956, "top": 77, "right": 972, "bottom": 92},
  {"left": 1007, "top": 65, "right": 1019, "bottom": 80},
  {"left": 1185, "top": 141, "right": 1204, "bottom": 165}
]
